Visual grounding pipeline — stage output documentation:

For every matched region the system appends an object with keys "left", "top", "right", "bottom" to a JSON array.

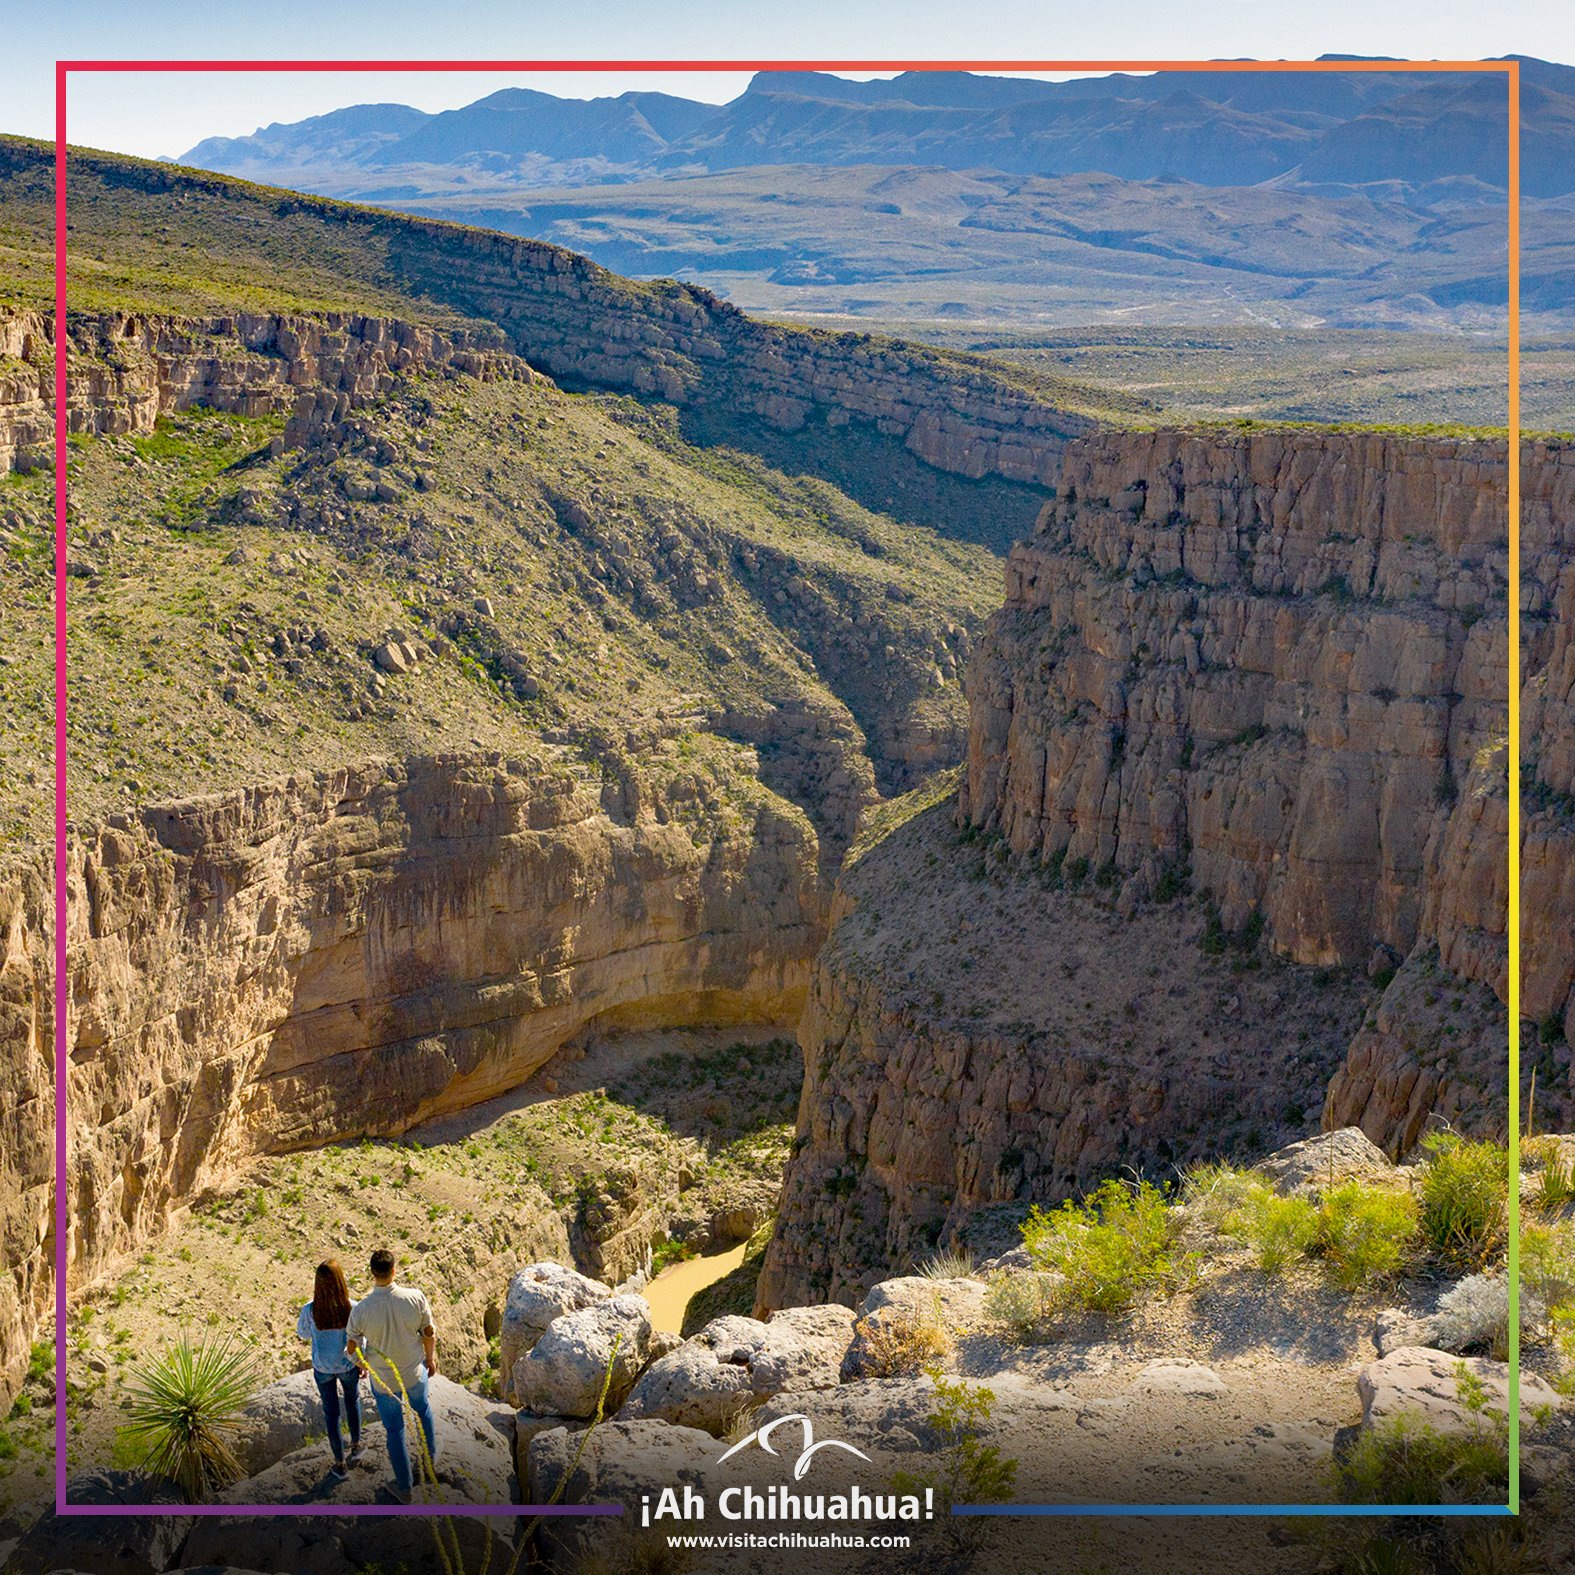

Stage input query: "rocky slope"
[
  {"left": 761, "top": 427, "right": 1573, "bottom": 1309},
  {"left": 17, "top": 1123, "right": 1575, "bottom": 1571}
]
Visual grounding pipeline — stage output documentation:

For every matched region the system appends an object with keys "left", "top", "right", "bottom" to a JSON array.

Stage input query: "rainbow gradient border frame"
[{"left": 51, "top": 54, "right": 1524, "bottom": 1522}]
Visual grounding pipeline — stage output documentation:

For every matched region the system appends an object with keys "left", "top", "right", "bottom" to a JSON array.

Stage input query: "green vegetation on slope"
[{"left": 3, "top": 352, "right": 1005, "bottom": 850}]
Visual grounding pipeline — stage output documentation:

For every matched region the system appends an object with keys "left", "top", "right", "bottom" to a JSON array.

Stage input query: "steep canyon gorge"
[{"left": 1, "top": 141, "right": 1569, "bottom": 1428}]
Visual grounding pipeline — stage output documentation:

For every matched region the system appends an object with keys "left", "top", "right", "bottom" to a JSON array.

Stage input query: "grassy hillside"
[
  {"left": 4, "top": 355, "right": 1003, "bottom": 854},
  {"left": 0, "top": 136, "right": 1135, "bottom": 423}
]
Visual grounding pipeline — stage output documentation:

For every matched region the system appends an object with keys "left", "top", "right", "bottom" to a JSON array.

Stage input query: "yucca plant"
[
  {"left": 915, "top": 1246, "right": 976, "bottom": 1281},
  {"left": 119, "top": 1331, "right": 263, "bottom": 1501}
]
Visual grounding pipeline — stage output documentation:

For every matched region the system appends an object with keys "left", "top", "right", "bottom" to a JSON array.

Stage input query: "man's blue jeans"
[{"left": 371, "top": 1368, "right": 437, "bottom": 1495}]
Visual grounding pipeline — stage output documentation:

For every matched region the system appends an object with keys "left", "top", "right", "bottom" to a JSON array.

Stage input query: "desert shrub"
[
  {"left": 571, "top": 1528, "right": 698, "bottom": 1575},
  {"left": 1185, "top": 1165, "right": 1323, "bottom": 1272},
  {"left": 1021, "top": 1178, "right": 1192, "bottom": 1315},
  {"left": 1418, "top": 1134, "right": 1509, "bottom": 1270},
  {"left": 983, "top": 1270, "right": 1059, "bottom": 1343},
  {"left": 1552, "top": 1308, "right": 1575, "bottom": 1396},
  {"left": 1429, "top": 1274, "right": 1525, "bottom": 1359},
  {"left": 1180, "top": 1162, "right": 1268, "bottom": 1232},
  {"left": 1532, "top": 1149, "right": 1575, "bottom": 1213},
  {"left": 915, "top": 1247, "right": 976, "bottom": 1281},
  {"left": 854, "top": 1300, "right": 954, "bottom": 1378},
  {"left": 1315, "top": 1180, "right": 1419, "bottom": 1291},
  {"left": 118, "top": 1332, "right": 263, "bottom": 1500},
  {"left": 891, "top": 1366, "right": 1018, "bottom": 1547},
  {"left": 1341, "top": 1537, "right": 1429, "bottom": 1575},
  {"left": 1521, "top": 1222, "right": 1575, "bottom": 1321},
  {"left": 1251, "top": 1192, "right": 1324, "bottom": 1272},
  {"left": 1450, "top": 1523, "right": 1551, "bottom": 1575},
  {"left": 1336, "top": 1411, "right": 1506, "bottom": 1506}
]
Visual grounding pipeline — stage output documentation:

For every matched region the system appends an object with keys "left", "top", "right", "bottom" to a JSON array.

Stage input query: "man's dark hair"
[{"left": 370, "top": 1248, "right": 396, "bottom": 1278}]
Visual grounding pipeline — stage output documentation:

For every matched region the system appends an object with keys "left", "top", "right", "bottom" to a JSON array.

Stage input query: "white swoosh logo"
[{"left": 717, "top": 1412, "right": 872, "bottom": 1480}]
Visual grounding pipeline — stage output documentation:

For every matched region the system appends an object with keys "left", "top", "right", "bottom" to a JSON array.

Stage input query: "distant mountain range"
[
  {"left": 182, "top": 59, "right": 1573, "bottom": 199},
  {"left": 173, "top": 61, "right": 1575, "bottom": 332}
]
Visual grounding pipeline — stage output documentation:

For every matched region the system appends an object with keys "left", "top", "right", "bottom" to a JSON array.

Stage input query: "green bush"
[
  {"left": 118, "top": 1332, "right": 264, "bottom": 1501},
  {"left": 1021, "top": 1178, "right": 1192, "bottom": 1315},
  {"left": 1252, "top": 1192, "right": 1323, "bottom": 1272},
  {"left": 1532, "top": 1150, "right": 1575, "bottom": 1213},
  {"left": 1185, "top": 1165, "right": 1412, "bottom": 1286},
  {"left": 983, "top": 1270, "right": 1059, "bottom": 1342},
  {"left": 1521, "top": 1222, "right": 1575, "bottom": 1323},
  {"left": 1335, "top": 1363, "right": 1507, "bottom": 1505},
  {"left": 1184, "top": 1164, "right": 1321, "bottom": 1272},
  {"left": 1342, "top": 1536, "right": 1429, "bottom": 1575},
  {"left": 1418, "top": 1134, "right": 1509, "bottom": 1270},
  {"left": 891, "top": 1366, "right": 1018, "bottom": 1542},
  {"left": 1315, "top": 1180, "right": 1419, "bottom": 1290}
]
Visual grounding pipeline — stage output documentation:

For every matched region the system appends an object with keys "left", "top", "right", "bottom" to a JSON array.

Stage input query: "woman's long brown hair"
[{"left": 312, "top": 1259, "right": 352, "bottom": 1331}]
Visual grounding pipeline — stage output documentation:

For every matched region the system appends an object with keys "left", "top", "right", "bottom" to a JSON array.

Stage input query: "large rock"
[
  {"left": 232, "top": 1371, "right": 512, "bottom": 1496},
  {"left": 527, "top": 1420, "right": 718, "bottom": 1571},
  {"left": 619, "top": 1303, "right": 856, "bottom": 1433},
  {"left": 1255, "top": 1128, "right": 1395, "bottom": 1195},
  {"left": 499, "top": 1263, "right": 611, "bottom": 1403},
  {"left": 841, "top": 1276, "right": 985, "bottom": 1380},
  {"left": 512, "top": 1293, "right": 652, "bottom": 1417},
  {"left": 2, "top": 1472, "right": 189, "bottom": 1575},
  {"left": 1357, "top": 1346, "right": 1564, "bottom": 1433},
  {"left": 233, "top": 1368, "right": 378, "bottom": 1477},
  {"left": 180, "top": 1499, "right": 513, "bottom": 1575}
]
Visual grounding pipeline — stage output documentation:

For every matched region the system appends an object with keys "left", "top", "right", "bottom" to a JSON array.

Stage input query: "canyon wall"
[
  {"left": 0, "top": 307, "right": 534, "bottom": 474},
  {"left": 1, "top": 748, "right": 819, "bottom": 1404},
  {"left": 62, "top": 752, "right": 818, "bottom": 1296},
  {"left": 0, "top": 859, "right": 52, "bottom": 1415},
  {"left": 760, "top": 428, "right": 1574, "bottom": 1309}
]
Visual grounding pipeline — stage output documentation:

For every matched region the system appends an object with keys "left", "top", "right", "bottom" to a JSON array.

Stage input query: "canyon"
[
  {"left": 758, "top": 428, "right": 1572, "bottom": 1309},
  {"left": 0, "top": 142, "right": 1567, "bottom": 1456}
]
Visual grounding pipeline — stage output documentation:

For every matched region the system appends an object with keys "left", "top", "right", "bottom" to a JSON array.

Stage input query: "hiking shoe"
[
  {"left": 380, "top": 1483, "right": 413, "bottom": 1505},
  {"left": 348, "top": 1443, "right": 365, "bottom": 1463},
  {"left": 329, "top": 1460, "right": 349, "bottom": 1480}
]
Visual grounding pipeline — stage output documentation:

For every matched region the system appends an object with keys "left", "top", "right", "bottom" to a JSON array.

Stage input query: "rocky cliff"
[
  {"left": 759, "top": 427, "right": 1573, "bottom": 1309},
  {"left": 57, "top": 752, "right": 817, "bottom": 1306},
  {"left": 0, "top": 307, "right": 529, "bottom": 475},
  {"left": 0, "top": 859, "right": 52, "bottom": 1415}
]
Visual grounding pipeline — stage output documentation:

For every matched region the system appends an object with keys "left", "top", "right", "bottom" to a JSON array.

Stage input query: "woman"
[{"left": 296, "top": 1259, "right": 363, "bottom": 1478}]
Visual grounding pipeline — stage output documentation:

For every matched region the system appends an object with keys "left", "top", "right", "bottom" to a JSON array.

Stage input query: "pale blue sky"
[{"left": 11, "top": 0, "right": 1572, "bottom": 161}]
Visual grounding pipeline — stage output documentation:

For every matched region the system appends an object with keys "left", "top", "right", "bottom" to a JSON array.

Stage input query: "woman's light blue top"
[{"left": 296, "top": 1302, "right": 358, "bottom": 1376}]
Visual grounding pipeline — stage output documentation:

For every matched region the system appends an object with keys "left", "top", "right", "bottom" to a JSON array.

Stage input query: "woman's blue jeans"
[{"left": 313, "top": 1368, "right": 362, "bottom": 1464}]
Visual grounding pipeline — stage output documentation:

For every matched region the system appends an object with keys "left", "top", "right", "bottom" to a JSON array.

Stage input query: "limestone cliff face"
[
  {"left": 0, "top": 857, "right": 52, "bottom": 1414},
  {"left": 0, "top": 312, "right": 52, "bottom": 473},
  {"left": 959, "top": 428, "right": 1531, "bottom": 964},
  {"left": 760, "top": 428, "right": 1573, "bottom": 1308},
  {"left": 0, "top": 308, "right": 537, "bottom": 476},
  {"left": 58, "top": 753, "right": 818, "bottom": 1298},
  {"left": 3, "top": 290, "right": 1077, "bottom": 488}
]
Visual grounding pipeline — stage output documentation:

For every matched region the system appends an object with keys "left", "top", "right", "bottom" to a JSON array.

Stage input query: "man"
[{"left": 346, "top": 1248, "right": 439, "bottom": 1503}]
